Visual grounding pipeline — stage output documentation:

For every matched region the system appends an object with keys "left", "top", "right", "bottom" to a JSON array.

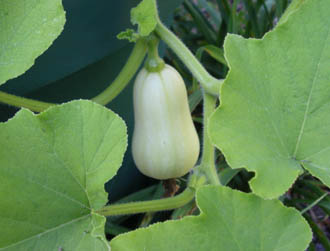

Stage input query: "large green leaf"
[
  {"left": 209, "top": 0, "right": 330, "bottom": 199},
  {"left": 0, "top": 100, "right": 127, "bottom": 250},
  {"left": 0, "top": 0, "right": 65, "bottom": 86},
  {"left": 24, "top": 43, "right": 145, "bottom": 202},
  {"left": 110, "top": 185, "right": 312, "bottom": 251}
]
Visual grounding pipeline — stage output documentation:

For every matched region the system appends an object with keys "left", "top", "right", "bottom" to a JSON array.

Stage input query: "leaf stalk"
[
  {"left": 96, "top": 188, "right": 195, "bottom": 217},
  {"left": 155, "top": 21, "right": 222, "bottom": 96},
  {"left": 0, "top": 39, "right": 148, "bottom": 111},
  {"left": 199, "top": 91, "right": 220, "bottom": 185},
  {"left": 0, "top": 91, "right": 54, "bottom": 112},
  {"left": 92, "top": 38, "right": 148, "bottom": 104}
]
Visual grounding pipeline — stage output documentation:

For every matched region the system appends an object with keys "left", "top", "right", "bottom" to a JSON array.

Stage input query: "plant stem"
[
  {"left": 200, "top": 92, "right": 220, "bottom": 185},
  {"left": 92, "top": 38, "right": 148, "bottom": 105},
  {"left": 230, "top": 0, "right": 240, "bottom": 34},
  {"left": 0, "top": 91, "right": 54, "bottom": 112},
  {"left": 300, "top": 192, "right": 328, "bottom": 215},
  {"left": 155, "top": 21, "right": 222, "bottom": 96},
  {"left": 144, "top": 34, "right": 165, "bottom": 72},
  {"left": 96, "top": 188, "right": 195, "bottom": 217},
  {"left": 0, "top": 39, "right": 148, "bottom": 112}
]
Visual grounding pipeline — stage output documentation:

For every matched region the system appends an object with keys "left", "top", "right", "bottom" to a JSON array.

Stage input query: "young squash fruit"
[{"left": 132, "top": 64, "right": 200, "bottom": 179}]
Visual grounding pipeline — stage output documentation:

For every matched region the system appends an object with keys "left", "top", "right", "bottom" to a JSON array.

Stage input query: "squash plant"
[{"left": 0, "top": 0, "right": 329, "bottom": 250}]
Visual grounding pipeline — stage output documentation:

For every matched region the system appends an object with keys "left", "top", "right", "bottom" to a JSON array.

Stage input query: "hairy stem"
[
  {"left": 155, "top": 21, "right": 222, "bottom": 96},
  {"left": 96, "top": 188, "right": 195, "bottom": 217},
  {"left": 92, "top": 38, "right": 148, "bottom": 104},
  {"left": 200, "top": 91, "right": 220, "bottom": 185},
  {"left": 0, "top": 39, "right": 147, "bottom": 112},
  {"left": 0, "top": 91, "right": 54, "bottom": 112}
]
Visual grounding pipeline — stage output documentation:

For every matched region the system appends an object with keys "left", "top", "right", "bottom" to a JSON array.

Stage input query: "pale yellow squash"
[{"left": 132, "top": 64, "right": 200, "bottom": 179}]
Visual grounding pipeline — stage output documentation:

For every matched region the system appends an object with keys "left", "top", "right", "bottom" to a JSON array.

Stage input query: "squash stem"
[
  {"left": 200, "top": 91, "right": 220, "bottom": 185},
  {"left": 92, "top": 38, "right": 148, "bottom": 104},
  {"left": 144, "top": 34, "right": 165, "bottom": 72},
  {"left": 95, "top": 187, "right": 195, "bottom": 216},
  {"left": 0, "top": 39, "right": 148, "bottom": 112},
  {"left": 0, "top": 91, "right": 54, "bottom": 112},
  {"left": 155, "top": 20, "right": 222, "bottom": 96}
]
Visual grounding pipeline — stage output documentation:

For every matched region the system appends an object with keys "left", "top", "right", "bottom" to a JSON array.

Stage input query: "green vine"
[
  {"left": 92, "top": 38, "right": 148, "bottom": 104},
  {"left": 155, "top": 21, "right": 222, "bottom": 96},
  {"left": 199, "top": 91, "right": 220, "bottom": 185},
  {"left": 0, "top": 91, "right": 54, "bottom": 112},
  {"left": 96, "top": 187, "right": 195, "bottom": 216},
  {"left": 0, "top": 39, "right": 148, "bottom": 112}
]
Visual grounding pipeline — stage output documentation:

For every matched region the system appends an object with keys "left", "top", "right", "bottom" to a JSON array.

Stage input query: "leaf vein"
[{"left": 293, "top": 23, "right": 330, "bottom": 157}]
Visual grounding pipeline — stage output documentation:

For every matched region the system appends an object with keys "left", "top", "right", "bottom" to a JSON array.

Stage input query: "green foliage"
[
  {"left": 131, "top": 0, "right": 158, "bottom": 37},
  {"left": 119, "top": 0, "right": 179, "bottom": 41},
  {"left": 202, "top": 45, "right": 227, "bottom": 66},
  {"left": 0, "top": 0, "right": 65, "bottom": 86},
  {"left": 209, "top": 0, "right": 330, "bottom": 199},
  {"left": 110, "top": 185, "right": 312, "bottom": 251},
  {"left": 0, "top": 0, "right": 329, "bottom": 250},
  {"left": 117, "top": 29, "right": 140, "bottom": 42},
  {"left": 0, "top": 100, "right": 127, "bottom": 250}
]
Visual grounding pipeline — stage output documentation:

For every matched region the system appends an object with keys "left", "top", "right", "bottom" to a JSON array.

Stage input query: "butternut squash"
[{"left": 132, "top": 64, "right": 200, "bottom": 179}]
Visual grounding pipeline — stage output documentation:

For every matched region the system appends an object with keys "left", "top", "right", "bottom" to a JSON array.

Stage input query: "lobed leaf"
[
  {"left": 0, "top": 100, "right": 127, "bottom": 250},
  {"left": 110, "top": 185, "right": 312, "bottom": 251},
  {"left": 209, "top": 0, "right": 330, "bottom": 199}
]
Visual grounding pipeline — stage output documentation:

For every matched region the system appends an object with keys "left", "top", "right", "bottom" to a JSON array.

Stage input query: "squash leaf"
[
  {"left": 0, "top": 100, "right": 127, "bottom": 250},
  {"left": 209, "top": 0, "right": 330, "bottom": 199},
  {"left": 110, "top": 185, "right": 312, "bottom": 251},
  {"left": 0, "top": 0, "right": 65, "bottom": 86}
]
